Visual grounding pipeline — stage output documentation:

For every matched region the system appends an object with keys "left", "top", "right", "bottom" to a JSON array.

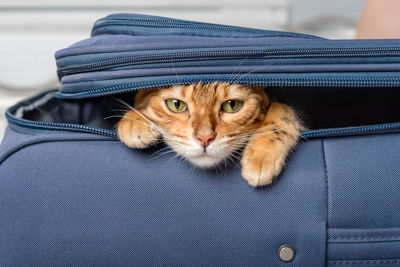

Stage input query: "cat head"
[{"left": 134, "top": 82, "right": 270, "bottom": 168}]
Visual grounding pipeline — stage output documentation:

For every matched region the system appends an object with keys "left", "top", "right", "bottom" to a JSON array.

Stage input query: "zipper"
[
  {"left": 301, "top": 123, "right": 400, "bottom": 138},
  {"left": 6, "top": 106, "right": 400, "bottom": 140},
  {"left": 58, "top": 75, "right": 400, "bottom": 100},
  {"left": 91, "top": 14, "right": 319, "bottom": 39},
  {"left": 58, "top": 47, "right": 400, "bottom": 77},
  {"left": 13, "top": 14, "right": 400, "bottom": 143},
  {"left": 6, "top": 111, "right": 117, "bottom": 138}
]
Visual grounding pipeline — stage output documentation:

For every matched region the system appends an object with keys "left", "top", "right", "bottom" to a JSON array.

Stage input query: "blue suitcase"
[{"left": 1, "top": 13, "right": 400, "bottom": 266}]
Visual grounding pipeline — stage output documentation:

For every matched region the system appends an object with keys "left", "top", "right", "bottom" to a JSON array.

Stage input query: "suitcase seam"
[
  {"left": 328, "top": 259, "right": 400, "bottom": 265},
  {"left": 0, "top": 139, "right": 117, "bottom": 165}
]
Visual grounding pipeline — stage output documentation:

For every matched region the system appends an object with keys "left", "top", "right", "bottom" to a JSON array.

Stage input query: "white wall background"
[{"left": 0, "top": 0, "right": 365, "bottom": 140}]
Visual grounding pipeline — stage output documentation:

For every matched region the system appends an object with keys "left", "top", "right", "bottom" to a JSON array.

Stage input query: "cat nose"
[{"left": 194, "top": 133, "right": 216, "bottom": 148}]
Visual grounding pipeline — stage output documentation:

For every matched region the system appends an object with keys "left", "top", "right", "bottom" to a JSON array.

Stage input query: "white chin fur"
[
  {"left": 186, "top": 154, "right": 223, "bottom": 168},
  {"left": 165, "top": 138, "right": 233, "bottom": 169}
]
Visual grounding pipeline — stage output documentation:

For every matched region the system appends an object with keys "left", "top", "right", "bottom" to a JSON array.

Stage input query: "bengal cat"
[{"left": 117, "top": 82, "right": 303, "bottom": 186}]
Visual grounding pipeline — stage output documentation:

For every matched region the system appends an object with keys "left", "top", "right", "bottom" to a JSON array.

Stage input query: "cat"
[{"left": 117, "top": 82, "right": 303, "bottom": 186}]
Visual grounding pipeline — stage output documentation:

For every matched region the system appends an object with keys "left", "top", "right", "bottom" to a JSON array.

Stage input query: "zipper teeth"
[
  {"left": 6, "top": 112, "right": 117, "bottom": 138},
  {"left": 7, "top": 108, "right": 400, "bottom": 140},
  {"left": 92, "top": 15, "right": 321, "bottom": 39},
  {"left": 93, "top": 18, "right": 303, "bottom": 36},
  {"left": 301, "top": 123, "right": 400, "bottom": 139},
  {"left": 18, "top": 15, "right": 400, "bottom": 139},
  {"left": 58, "top": 76, "right": 400, "bottom": 99},
  {"left": 54, "top": 76, "right": 400, "bottom": 137},
  {"left": 95, "top": 19, "right": 266, "bottom": 33},
  {"left": 58, "top": 47, "right": 400, "bottom": 77},
  {"left": 7, "top": 88, "right": 400, "bottom": 140}
]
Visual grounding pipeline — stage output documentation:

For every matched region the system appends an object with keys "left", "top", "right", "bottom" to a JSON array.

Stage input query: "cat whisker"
[
  {"left": 250, "top": 128, "right": 293, "bottom": 140},
  {"left": 167, "top": 152, "right": 182, "bottom": 163},
  {"left": 151, "top": 150, "right": 175, "bottom": 160},
  {"left": 178, "top": 154, "right": 192, "bottom": 167},
  {"left": 110, "top": 99, "right": 139, "bottom": 111},
  {"left": 106, "top": 114, "right": 153, "bottom": 128},
  {"left": 153, "top": 145, "right": 171, "bottom": 154},
  {"left": 109, "top": 114, "right": 165, "bottom": 136},
  {"left": 113, "top": 113, "right": 178, "bottom": 142},
  {"left": 166, "top": 138, "right": 190, "bottom": 146},
  {"left": 113, "top": 98, "right": 173, "bottom": 139},
  {"left": 254, "top": 121, "right": 286, "bottom": 132},
  {"left": 239, "top": 125, "right": 292, "bottom": 141},
  {"left": 227, "top": 57, "right": 251, "bottom": 84},
  {"left": 232, "top": 149, "right": 244, "bottom": 157},
  {"left": 232, "top": 65, "right": 271, "bottom": 84},
  {"left": 107, "top": 108, "right": 135, "bottom": 113},
  {"left": 224, "top": 124, "right": 286, "bottom": 142},
  {"left": 244, "top": 129, "right": 283, "bottom": 140},
  {"left": 172, "top": 64, "right": 182, "bottom": 86},
  {"left": 226, "top": 153, "right": 241, "bottom": 168},
  {"left": 104, "top": 114, "right": 138, "bottom": 121},
  {"left": 151, "top": 146, "right": 175, "bottom": 158}
]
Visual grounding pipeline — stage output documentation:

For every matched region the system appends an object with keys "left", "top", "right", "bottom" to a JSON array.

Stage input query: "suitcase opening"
[{"left": 12, "top": 86, "right": 400, "bottom": 133}]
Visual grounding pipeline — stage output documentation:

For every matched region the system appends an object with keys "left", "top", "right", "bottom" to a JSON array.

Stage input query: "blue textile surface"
[
  {"left": 0, "top": 129, "right": 327, "bottom": 266},
  {"left": 1, "top": 124, "right": 400, "bottom": 265}
]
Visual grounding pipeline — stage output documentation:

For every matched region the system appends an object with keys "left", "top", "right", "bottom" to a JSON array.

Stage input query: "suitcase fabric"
[{"left": 1, "top": 13, "right": 400, "bottom": 266}]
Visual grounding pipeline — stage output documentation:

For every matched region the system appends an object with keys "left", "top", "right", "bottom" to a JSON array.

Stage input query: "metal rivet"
[{"left": 278, "top": 244, "right": 295, "bottom": 262}]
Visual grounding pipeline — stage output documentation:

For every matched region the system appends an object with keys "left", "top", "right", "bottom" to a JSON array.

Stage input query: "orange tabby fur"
[{"left": 118, "top": 82, "right": 303, "bottom": 186}]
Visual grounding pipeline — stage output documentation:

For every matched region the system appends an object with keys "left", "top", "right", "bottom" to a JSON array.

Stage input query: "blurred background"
[{"left": 0, "top": 0, "right": 366, "bottom": 139}]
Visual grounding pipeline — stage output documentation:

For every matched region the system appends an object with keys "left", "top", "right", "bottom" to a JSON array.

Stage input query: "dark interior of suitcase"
[{"left": 16, "top": 86, "right": 400, "bottom": 131}]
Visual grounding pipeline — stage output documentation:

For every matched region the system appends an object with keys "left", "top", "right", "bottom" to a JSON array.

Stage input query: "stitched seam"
[
  {"left": 0, "top": 139, "right": 117, "bottom": 165},
  {"left": 328, "top": 259, "right": 400, "bottom": 265},
  {"left": 321, "top": 138, "right": 330, "bottom": 266},
  {"left": 329, "top": 236, "right": 400, "bottom": 240},
  {"left": 321, "top": 138, "right": 330, "bottom": 225}
]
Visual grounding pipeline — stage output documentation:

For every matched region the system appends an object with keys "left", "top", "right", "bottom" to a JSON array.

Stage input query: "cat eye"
[
  {"left": 166, "top": 99, "right": 188, "bottom": 113},
  {"left": 221, "top": 100, "right": 243, "bottom": 113}
]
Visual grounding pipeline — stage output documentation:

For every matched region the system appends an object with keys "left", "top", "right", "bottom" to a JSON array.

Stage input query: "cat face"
[{"left": 134, "top": 83, "right": 270, "bottom": 168}]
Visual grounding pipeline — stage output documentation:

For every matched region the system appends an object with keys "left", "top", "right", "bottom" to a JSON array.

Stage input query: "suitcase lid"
[{"left": 55, "top": 13, "right": 400, "bottom": 99}]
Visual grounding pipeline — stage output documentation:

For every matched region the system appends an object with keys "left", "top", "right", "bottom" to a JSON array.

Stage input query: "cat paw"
[
  {"left": 240, "top": 152, "right": 285, "bottom": 187},
  {"left": 118, "top": 112, "right": 160, "bottom": 149}
]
